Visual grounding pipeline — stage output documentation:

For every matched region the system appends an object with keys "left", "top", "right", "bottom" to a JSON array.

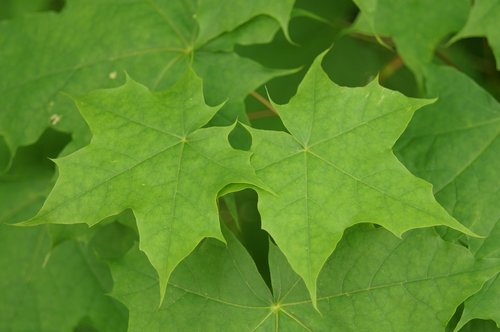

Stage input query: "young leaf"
[
  {"left": 24, "top": 69, "right": 264, "bottom": 302},
  {"left": 0, "top": 0, "right": 293, "bottom": 163},
  {"left": 248, "top": 54, "right": 475, "bottom": 304},
  {"left": 450, "top": 0, "right": 500, "bottom": 70},
  {"left": 352, "top": 0, "right": 470, "bottom": 75}
]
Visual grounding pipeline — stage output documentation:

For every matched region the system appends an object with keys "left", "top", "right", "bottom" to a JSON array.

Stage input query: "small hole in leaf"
[{"left": 228, "top": 123, "right": 252, "bottom": 151}]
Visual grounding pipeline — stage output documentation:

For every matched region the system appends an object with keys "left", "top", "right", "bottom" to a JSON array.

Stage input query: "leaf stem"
[{"left": 250, "top": 91, "right": 278, "bottom": 114}]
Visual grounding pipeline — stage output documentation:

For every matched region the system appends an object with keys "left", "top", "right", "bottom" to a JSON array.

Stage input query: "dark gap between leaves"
[{"left": 218, "top": 189, "right": 272, "bottom": 290}]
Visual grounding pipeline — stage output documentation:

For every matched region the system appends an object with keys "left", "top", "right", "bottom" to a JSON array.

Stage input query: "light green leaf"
[
  {"left": 25, "top": 70, "right": 264, "bottom": 302},
  {"left": 110, "top": 224, "right": 498, "bottom": 331},
  {"left": 0, "top": 0, "right": 293, "bottom": 164},
  {"left": 352, "top": 0, "right": 470, "bottom": 75},
  {"left": 450, "top": 0, "right": 500, "bottom": 70},
  {"left": 0, "top": 224, "right": 127, "bottom": 332},
  {"left": 396, "top": 65, "right": 500, "bottom": 328},
  {"left": 248, "top": 54, "right": 474, "bottom": 303}
]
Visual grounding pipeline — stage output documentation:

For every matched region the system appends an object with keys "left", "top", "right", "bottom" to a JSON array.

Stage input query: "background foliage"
[{"left": 0, "top": 0, "right": 499, "bottom": 331}]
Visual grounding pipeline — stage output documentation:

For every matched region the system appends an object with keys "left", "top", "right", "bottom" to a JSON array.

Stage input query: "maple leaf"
[
  {"left": 247, "top": 54, "right": 475, "bottom": 304},
  {"left": 24, "top": 69, "right": 265, "bottom": 301},
  {"left": 450, "top": 0, "right": 500, "bottom": 70},
  {"left": 110, "top": 224, "right": 498, "bottom": 331},
  {"left": 396, "top": 64, "right": 500, "bottom": 329},
  {"left": 0, "top": 224, "right": 126, "bottom": 332},
  {"left": 278, "top": 227, "right": 500, "bottom": 332},
  {"left": 0, "top": 0, "right": 294, "bottom": 165},
  {"left": 352, "top": 0, "right": 470, "bottom": 75}
]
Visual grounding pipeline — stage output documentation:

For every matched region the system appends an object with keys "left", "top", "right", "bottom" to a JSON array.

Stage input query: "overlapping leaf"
[
  {"left": 397, "top": 65, "right": 500, "bottom": 252},
  {"left": 0, "top": 129, "right": 69, "bottom": 224},
  {"left": 247, "top": 54, "right": 474, "bottom": 303},
  {"left": 0, "top": 224, "right": 127, "bottom": 331},
  {"left": 352, "top": 0, "right": 470, "bottom": 75},
  {"left": 25, "top": 69, "right": 264, "bottom": 301},
  {"left": 0, "top": 0, "right": 294, "bottom": 164},
  {"left": 450, "top": 0, "right": 500, "bottom": 70},
  {"left": 2, "top": 1, "right": 499, "bottom": 329},
  {"left": 111, "top": 228, "right": 277, "bottom": 332},
  {"left": 396, "top": 64, "right": 500, "bottom": 329},
  {"left": 111, "top": 224, "right": 498, "bottom": 331}
]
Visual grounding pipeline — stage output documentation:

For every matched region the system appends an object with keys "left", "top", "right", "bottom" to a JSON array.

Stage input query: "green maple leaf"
[
  {"left": 352, "top": 0, "right": 469, "bottom": 75},
  {"left": 0, "top": 224, "right": 127, "bottom": 332},
  {"left": 0, "top": 0, "right": 293, "bottom": 165},
  {"left": 396, "top": 65, "right": 500, "bottom": 329},
  {"left": 24, "top": 69, "right": 264, "bottom": 301},
  {"left": 110, "top": 224, "right": 498, "bottom": 331},
  {"left": 247, "top": 54, "right": 475, "bottom": 303},
  {"left": 279, "top": 227, "right": 500, "bottom": 332},
  {"left": 450, "top": 0, "right": 500, "bottom": 70},
  {"left": 111, "top": 228, "right": 277, "bottom": 332}
]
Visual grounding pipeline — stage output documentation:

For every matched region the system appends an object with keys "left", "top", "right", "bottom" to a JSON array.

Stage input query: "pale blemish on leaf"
[{"left": 49, "top": 114, "right": 62, "bottom": 125}]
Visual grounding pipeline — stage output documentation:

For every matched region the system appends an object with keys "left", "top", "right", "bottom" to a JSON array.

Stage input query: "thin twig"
[
  {"left": 247, "top": 110, "right": 277, "bottom": 120},
  {"left": 435, "top": 51, "right": 459, "bottom": 69},
  {"left": 379, "top": 55, "right": 404, "bottom": 81},
  {"left": 250, "top": 91, "right": 278, "bottom": 114}
]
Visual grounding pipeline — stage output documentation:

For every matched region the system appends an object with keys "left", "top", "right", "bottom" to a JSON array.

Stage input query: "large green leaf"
[
  {"left": 396, "top": 65, "right": 500, "bottom": 329},
  {"left": 279, "top": 227, "right": 500, "bottom": 332},
  {"left": 450, "top": 0, "right": 500, "bottom": 70},
  {"left": 0, "top": 0, "right": 294, "bottom": 164},
  {"left": 25, "top": 70, "right": 264, "bottom": 301},
  {"left": 247, "top": 54, "right": 474, "bottom": 303},
  {"left": 0, "top": 224, "right": 127, "bottom": 332},
  {"left": 111, "top": 229, "right": 276, "bottom": 332},
  {"left": 110, "top": 224, "right": 498, "bottom": 331},
  {"left": 352, "top": 0, "right": 469, "bottom": 76}
]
